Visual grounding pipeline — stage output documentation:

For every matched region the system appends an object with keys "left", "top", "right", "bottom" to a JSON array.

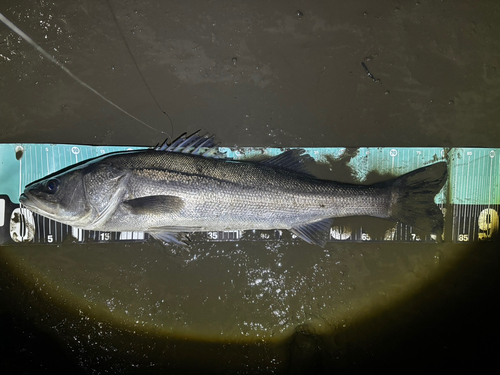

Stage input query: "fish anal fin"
[
  {"left": 290, "top": 218, "right": 333, "bottom": 247},
  {"left": 123, "top": 195, "right": 184, "bottom": 215}
]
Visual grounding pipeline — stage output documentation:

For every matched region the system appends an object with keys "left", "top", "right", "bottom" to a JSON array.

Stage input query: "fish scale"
[{"left": 108, "top": 151, "right": 390, "bottom": 231}]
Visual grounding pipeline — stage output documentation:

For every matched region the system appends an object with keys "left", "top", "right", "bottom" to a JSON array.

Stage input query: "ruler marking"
[
  {"left": 497, "top": 155, "right": 500, "bottom": 206},
  {"left": 34, "top": 144, "right": 39, "bottom": 181},
  {"left": 463, "top": 152, "right": 470, "bottom": 234},
  {"left": 480, "top": 151, "right": 486, "bottom": 237},
  {"left": 459, "top": 149, "right": 465, "bottom": 237},
  {"left": 452, "top": 148, "right": 460, "bottom": 241},
  {"left": 488, "top": 152, "right": 493, "bottom": 212},
  {"left": 456, "top": 150, "right": 461, "bottom": 238},
  {"left": 473, "top": 151, "right": 482, "bottom": 240},
  {"left": 376, "top": 148, "right": 379, "bottom": 174},
  {"left": 471, "top": 153, "right": 481, "bottom": 239},
  {"left": 25, "top": 145, "right": 28, "bottom": 186},
  {"left": 40, "top": 145, "right": 43, "bottom": 177},
  {"left": 18, "top": 147, "right": 22, "bottom": 199},
  {"left": 367, "top": 148, "right": 370, "bottom": 181},
  {"left": 41, "top": 215, "right": 46, "bottom": 243},
  {"left": 51, "top": 146, "right": 55, "bottom": 174},
  {"left": 58, "top": 145, "right": 62, "bottom": 172},
  {"left": 452, "top": 149, "right": 456, "bottom": 240},
  {"left": 46, "top": 147, "right": 49, "bottom": 175},
  {"left": 63, "top": 147, "right": 67, "bottom": 176},
  {"left": 469, "top": 150, "right": 475, "bottom": 239},
  {"left": 26, "top": 145, "right": 31, "bottom": 185},
  {"left": 441, "top": 149, "right": 445, "bottom": 212},
  {"left": 35, "top": 213, "right": 40, "bottom": 242}
]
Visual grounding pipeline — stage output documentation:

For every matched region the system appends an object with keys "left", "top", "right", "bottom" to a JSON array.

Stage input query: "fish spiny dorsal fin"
[
  {"left": 260, "top": 149, "right": 315, "bottom": 176},
  {"left": 154, "top": 130, "right": 225, "bottom": 158}
]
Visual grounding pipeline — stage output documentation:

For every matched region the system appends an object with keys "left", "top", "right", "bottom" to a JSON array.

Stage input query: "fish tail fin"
[{"left": 383, "top": 162, "right": 447, "bottom": 235}]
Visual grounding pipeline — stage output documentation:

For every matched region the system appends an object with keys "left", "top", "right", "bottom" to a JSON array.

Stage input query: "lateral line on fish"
[{"left": 0, "top": 13, "right": 163, "bottom": 134}]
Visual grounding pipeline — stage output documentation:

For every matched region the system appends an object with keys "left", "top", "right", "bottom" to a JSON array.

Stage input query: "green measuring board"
[{"left": 0, "top": 144, "right": 498, "bottom": 245}]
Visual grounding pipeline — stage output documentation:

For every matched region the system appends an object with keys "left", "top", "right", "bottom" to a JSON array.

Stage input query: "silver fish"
[{"left": 19, "top": 133, "right": 447, "bottom": 246}]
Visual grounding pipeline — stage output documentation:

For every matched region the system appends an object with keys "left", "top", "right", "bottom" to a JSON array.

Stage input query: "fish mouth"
[
  {"left": 19, "top": 192, "right": 33, "bottom": 208},
  {"left": 19, "top": 191, "right": 54, "bottom": 216}
]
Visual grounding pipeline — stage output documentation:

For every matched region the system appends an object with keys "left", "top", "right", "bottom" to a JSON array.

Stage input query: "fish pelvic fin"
[
  {"left": 148, "top": 226, "right": 202, "bottom": 246},
  {"left": 149, "top": 231, "right": 190, "bottom": 246},
  {"left": 290, "top": 218, "right": 333, "bottom": 247},
  {"left": 383, "top": 162, "right": 447, "bottom": 236}
]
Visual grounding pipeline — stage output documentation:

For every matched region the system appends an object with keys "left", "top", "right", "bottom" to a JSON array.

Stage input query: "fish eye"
[{"left": 46, "top": 179, "right": 60, "bottom": 194}]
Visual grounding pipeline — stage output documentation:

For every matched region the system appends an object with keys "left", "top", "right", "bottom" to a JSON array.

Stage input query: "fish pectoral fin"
[
  {"left": 290, "top": 218, "right": 333, "bottom": 247},
  {"left": 149, "top": 231, "right": 189, "bottom": 246},
  {"left": 122, "top": 195, "right": 184, "bottom": 215},
  {"left": 260, "top": 149, "right": 315, "bottom": 176}
]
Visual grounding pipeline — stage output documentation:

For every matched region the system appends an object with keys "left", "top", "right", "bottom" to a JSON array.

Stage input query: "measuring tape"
[{"left": 0, "top": 144, "right": 498, "bottom": 245}]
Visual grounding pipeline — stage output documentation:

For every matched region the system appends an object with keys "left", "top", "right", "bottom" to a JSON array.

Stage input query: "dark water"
[{"left": 1, "top": 1, "right": 499, "bottom": 374}]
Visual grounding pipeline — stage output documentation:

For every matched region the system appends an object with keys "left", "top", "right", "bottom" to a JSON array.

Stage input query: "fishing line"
[
  {"left": 0, "top": 12, "right": 162, "bottom": 134},
  {"left": 105, "top": 0, "right": 174, "bottom": 139}
]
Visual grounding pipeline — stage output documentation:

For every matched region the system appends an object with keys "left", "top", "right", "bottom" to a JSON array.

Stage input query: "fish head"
[
  {"left": 20, "top": 160, "right": 129, "bottom": 228},
  {"left": 20, "top": 167, "right": 91, "bottom": 227}
]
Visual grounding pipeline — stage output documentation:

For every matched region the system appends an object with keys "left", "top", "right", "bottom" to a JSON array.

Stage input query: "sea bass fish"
[{"left": 19, "top": 133, "right": 447, "bottom": 246}]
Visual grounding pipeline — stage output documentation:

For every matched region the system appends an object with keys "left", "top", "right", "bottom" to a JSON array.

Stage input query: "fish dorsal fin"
[
  {"left": 155, "top": 130, "right": 224, "bottom": 158},
  {"left": 122, "top": 195, "right": 184, "bottom": 215},
  {"left": 290, "top": 218, "right": 333, "bottom": 247},
  {"left": 260, "top": 149, "right": 315, "bottom": 176}
]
